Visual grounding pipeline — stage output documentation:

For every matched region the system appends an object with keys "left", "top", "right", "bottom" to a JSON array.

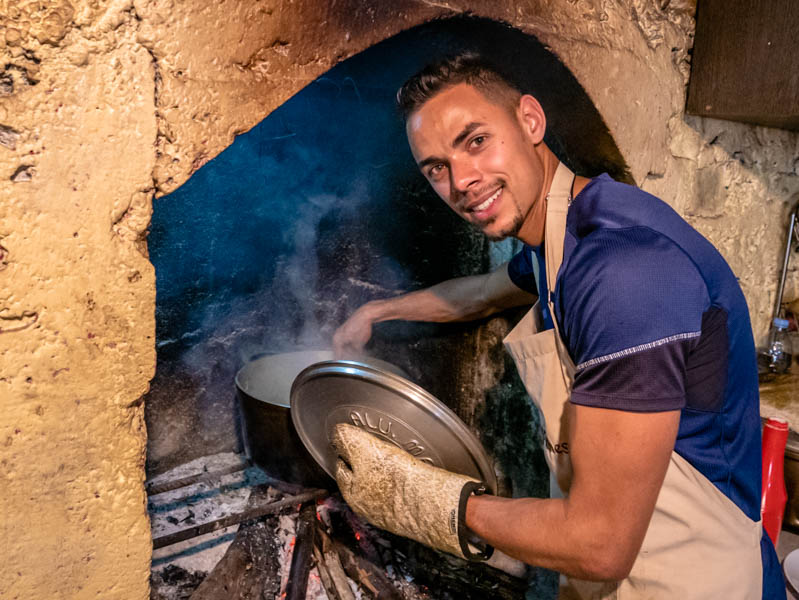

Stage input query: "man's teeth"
[{"left": 474, "top": 188, "right": 501, "bottom": 212}]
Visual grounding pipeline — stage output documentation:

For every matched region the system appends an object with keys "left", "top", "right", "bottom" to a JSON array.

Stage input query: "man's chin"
[
  {"left": 478, "top": 216, "right": 523, "bottom": 242},
  {"left": 485, "top": 230, "right": 511, "bottom": 242}
]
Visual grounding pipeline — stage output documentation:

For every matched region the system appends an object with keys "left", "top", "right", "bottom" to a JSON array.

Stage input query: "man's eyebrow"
[
  {"left": 415, "top": 121, "right": 486, "bottom": 170},
  {"left": 417, "top": 156, "right": 441, "bottom": 169},
  {"left": 452, "top": 121, "right": 484, "bottom": 148}
]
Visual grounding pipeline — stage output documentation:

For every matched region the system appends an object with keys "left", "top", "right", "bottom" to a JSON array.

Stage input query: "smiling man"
[
  {"left": 332, "top": 53, "right": 784, "bottom": 599},
  {"left": 408, "top": 82, "right": 555, "bottom": 244}
]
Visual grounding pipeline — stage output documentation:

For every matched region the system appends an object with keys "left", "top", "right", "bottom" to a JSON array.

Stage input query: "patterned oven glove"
[{"left": 332, "top": 423, "right": 493, "bottom": 561}]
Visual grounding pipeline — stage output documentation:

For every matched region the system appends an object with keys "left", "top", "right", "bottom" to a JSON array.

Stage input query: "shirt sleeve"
[
  {"left": 507, "top": 245, "right": 539, "bottom": 295},
  {"left": 557, "top": 227, "right": 710, "bottom": 412}
]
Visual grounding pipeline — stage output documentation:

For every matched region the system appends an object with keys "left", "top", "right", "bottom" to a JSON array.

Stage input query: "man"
[{"left": 331, "top": 53, "right": 784, "bottom": 598}]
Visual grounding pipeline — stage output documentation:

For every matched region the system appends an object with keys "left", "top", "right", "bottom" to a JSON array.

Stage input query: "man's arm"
[
  {"left": 333, "top": 262, "right": 536, "bottom": 355},
  {"left": 466, "top": 404, "right": 679, "bottom": 581}
]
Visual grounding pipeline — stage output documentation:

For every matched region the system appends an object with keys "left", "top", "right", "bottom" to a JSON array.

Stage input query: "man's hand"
[
  {"left": 332, "top": 303, "right": 378, "bottom": 357},
  {"left": 332, "top": 424, "right": 491, "bottom": 560}
]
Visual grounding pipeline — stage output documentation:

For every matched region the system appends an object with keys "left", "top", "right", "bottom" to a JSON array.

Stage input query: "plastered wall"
[{"left": 2, "top": 1, "right": 797, "bottom": 598}]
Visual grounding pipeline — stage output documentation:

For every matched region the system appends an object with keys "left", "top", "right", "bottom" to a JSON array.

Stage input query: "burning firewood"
[
  {"left": 316, "top": 522, "right": 403, "bottom": 600},
  {"left": 312, "top": 544, "right": 356, "bottom": 600}
]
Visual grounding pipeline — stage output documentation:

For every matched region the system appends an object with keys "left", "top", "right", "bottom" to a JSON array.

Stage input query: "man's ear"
[{"left": 517, "top": 95, "right": 547, "bottom": 144}]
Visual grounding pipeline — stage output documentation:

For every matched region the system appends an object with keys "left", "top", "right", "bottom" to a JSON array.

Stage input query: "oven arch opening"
[{"left": 144, "top": 16, "right": 629, "bottom": 506}]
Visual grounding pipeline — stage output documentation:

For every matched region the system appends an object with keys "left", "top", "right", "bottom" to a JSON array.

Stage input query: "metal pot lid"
[
  {"left": 290, "top": 360, "right": 497, "bottom": 494},
  {"left": 235, "top": 350, "right": 407, "bottom": 408}
]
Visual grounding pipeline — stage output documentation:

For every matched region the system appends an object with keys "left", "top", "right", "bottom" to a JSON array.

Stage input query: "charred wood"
[
  {"left": 146, "top": 459, "right": 250, "bottom": 496},
  {"left": 188, "top": 485, "right": 283, "bottom": 600},
  {"left": 151, "top": 564, "right": 206, "bottom": 600},
  {"left": 391, "top": 539, "right": 529, "bottom": 600},
  {"left": 316, "top": 524, "right": 402, "bottom": 600},
  {"left": 188, "top": 520, "right": 281, "bottom": 599},
  {"left": 153, "top": 487, "right": 327, "bottom": 549},
  {"left": 284, "top": 501, "right": 317, "bottom": 600},
  {"left": 313, "top": 544, "right": 356, "bottom": 600}
]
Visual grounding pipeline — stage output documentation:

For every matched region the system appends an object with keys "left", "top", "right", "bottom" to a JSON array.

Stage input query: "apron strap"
[
  {"left": 544, "top": 162, "right": 576, "bottom": 381},
  {"left": 544, "top": 162, "right": 574, "bottom": 304}
]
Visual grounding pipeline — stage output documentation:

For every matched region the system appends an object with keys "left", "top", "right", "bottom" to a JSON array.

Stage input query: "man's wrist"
[
  {"left": 464, "top": 488, "right": 482, "bottom": 532},
  {"left": 458, "top": 482, "right": 493, "bottom": 560}
]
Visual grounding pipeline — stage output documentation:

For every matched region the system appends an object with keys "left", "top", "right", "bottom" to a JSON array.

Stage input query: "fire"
[
  {"left": 355, "top": 532, "right": 361, "bottom": 541},
  {"left": 289, "top": 536, "right": 296, "bottom": 548}
]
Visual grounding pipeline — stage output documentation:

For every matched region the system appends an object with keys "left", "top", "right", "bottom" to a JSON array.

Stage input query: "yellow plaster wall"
[
  {"left": 1, "top": 1, "right": 796, "bottom": 598},
  {"left": 1, "top": 2, "right": 156, "bottom": 597}
]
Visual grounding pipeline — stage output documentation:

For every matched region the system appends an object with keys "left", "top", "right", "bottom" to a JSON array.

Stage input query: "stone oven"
[
  {"left": 143, "top": 15, "right": 629, "bottom": 484},
  {"left": 3, "top": 2, "right": 799, "bottom": 599}
]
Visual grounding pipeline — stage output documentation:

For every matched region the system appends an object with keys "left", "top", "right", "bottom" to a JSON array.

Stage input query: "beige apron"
[{"left": 503, "top": 163, "right": 764, "bottom": 599}]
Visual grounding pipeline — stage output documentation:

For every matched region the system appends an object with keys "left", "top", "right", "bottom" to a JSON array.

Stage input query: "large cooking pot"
[{"left": 235, "top": 350, "right": 404, "bottom": 488}]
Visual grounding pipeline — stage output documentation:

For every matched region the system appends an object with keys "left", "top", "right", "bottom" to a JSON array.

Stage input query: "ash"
[{"left": 149, "top": 453, "right": 531, "bottom": 600}]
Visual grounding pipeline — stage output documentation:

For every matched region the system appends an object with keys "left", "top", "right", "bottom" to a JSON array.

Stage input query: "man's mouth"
[{"left": 468, "top": 186, "right": 502, "bottom": 217}]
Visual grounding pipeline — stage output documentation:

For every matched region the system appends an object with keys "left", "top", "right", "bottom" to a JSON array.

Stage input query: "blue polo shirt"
[{"left": 508, "top": 174, "right": 783, "bottom": 597}]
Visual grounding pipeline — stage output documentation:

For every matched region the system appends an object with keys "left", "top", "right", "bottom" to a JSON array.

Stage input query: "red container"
[{"left": 762, "top": 417, "right": 789, "bottom": 546}]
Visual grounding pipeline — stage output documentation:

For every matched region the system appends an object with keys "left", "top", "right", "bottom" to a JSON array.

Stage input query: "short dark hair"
[{"left": 396, "top": 52, "right": 523, "bottom": 120}]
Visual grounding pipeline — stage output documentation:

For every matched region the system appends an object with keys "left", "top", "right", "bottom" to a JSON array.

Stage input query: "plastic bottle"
[
  {"left": 762, "top": 417, "right": 789, "bottom": 546},
  {"left": 768, "top": 318, "right": 793, "bottom": 374}
]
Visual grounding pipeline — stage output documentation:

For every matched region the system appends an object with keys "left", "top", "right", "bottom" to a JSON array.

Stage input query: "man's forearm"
[
  {"left": 465, "top": 406, "right": 680, "bottom": 582},
  {"left": 465, "top": 494, "right": 622, "bottom": 581},
  {"left": 333, "top": 264, "right": 535, "bottom": 354},
  {"left": 363, "top": 268, "right": 535, "bottom": 325},
  {"left": 363, "top": 278, "right": 501, "bottom": 325}
]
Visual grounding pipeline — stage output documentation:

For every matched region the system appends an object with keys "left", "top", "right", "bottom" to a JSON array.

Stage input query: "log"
[
  {"left": 153, "top": 487, "right": 327, "bottom": 549},
  {"left": 313, "top": 545, "right": 346, "bottom": 600},
  {"left": 189, "top": 486, "right": 283, "bottom": 600},
  {"left": 313, "top": 545, "right": 340, "bottom": 600},
  {"left": 317, "top": 526, "right": 402, "bottom": 600},
  {"left": 284, "top": 501, "right": 317, "bottom": 600},
  {"left": 146, "top": 459, "right": 250, "bottom": 496},
  {"left": 313, "top": 541, "right": 356, "bottom": 600},
  {"left": 189, "top": 521, "right": 282, "bottom": 599}
]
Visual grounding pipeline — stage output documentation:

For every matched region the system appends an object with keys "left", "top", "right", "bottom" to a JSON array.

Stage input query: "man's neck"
[
  {"left": 515, "top": 151, "right": 560, "bottom": 246},
  {"left": 515, "top": 161, "right": 592, "bottom": 248}
]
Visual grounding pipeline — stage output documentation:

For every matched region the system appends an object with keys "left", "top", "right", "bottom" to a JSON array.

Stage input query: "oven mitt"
[{"left": 332, "top": 423, "right": 492, "bottom": 561}]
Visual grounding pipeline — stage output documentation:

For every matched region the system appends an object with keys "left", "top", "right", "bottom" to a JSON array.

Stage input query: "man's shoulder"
[
  {"left": 565, "top": 174, "right": 731, "bottom": 290},
  {"left": 567, "top": 225, "right": 697, "bottom": 272},
  {"left": 560, "top": 226, "right": 709, "bottom": 313},
  {"left": 568, "top": 175, "right": 684, "bottom": 240},
  {"left": 563, "top": 176, "right": 701, "bottom": 280}
]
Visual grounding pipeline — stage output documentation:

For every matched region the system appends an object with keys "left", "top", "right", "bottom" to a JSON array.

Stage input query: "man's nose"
[{"left": 449, "top": 158, "right": 481, "bottom": 194}]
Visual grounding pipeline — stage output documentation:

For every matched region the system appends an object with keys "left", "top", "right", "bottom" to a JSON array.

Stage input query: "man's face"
[{"left": 406, "top": 83, "right": 546, "bottom": 241}]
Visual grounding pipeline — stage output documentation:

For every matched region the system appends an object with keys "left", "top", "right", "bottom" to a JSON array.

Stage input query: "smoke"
[
  {"left": 282, "top": 192, "right": 344, "bottom": 350},
  {"left": 178, "top": 179, "right": 411, "bottom": 387}
]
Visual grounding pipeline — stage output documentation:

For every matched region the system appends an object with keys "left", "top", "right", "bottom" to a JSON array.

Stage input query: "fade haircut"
[{"left": 397, "top": 52, "right": 523, "bottom": 120}]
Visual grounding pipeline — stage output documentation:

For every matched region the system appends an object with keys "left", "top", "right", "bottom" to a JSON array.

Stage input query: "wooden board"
[{"left": 686, "top": 0, "right": 799, "bottom": 130}]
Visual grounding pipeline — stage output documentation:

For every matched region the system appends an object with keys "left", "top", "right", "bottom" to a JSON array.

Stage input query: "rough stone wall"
[
  {"left": 138, "top": 0, "right": 799, "bottom": 340},
  {"left": 2, "top": 1, "right": 798, "bottom": 598},
  {"left": 673, "top": 119, "right": 799, "bottom": 342}
]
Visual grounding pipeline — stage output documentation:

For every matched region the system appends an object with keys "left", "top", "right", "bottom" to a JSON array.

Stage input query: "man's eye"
[
  {"left": 470, "top": 135, "right": 486, "bottom": 148},
  {"left": 428, "top": 164, "right": 446, "bottom": 178}
]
